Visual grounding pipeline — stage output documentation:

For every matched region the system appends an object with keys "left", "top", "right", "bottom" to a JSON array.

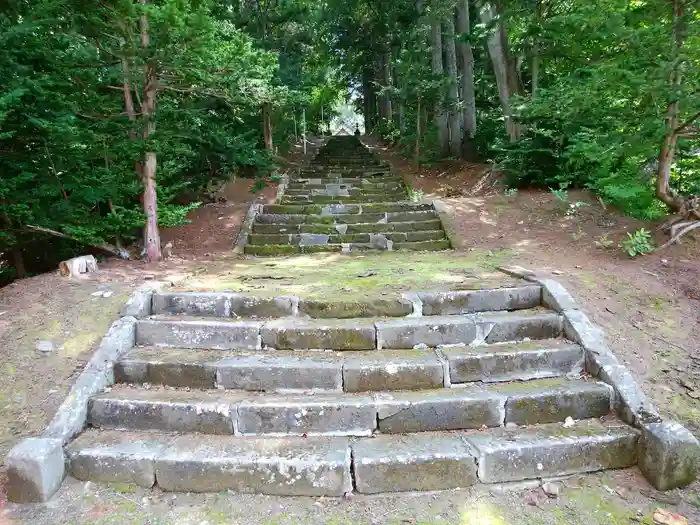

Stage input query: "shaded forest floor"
[{"left": 1, "top": 137, "right": 699, "bottom": 524}]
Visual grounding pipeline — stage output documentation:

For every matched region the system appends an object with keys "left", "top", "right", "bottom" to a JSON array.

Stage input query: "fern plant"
[{"left": 620, "top": 228, "right": 654, "bottom": 257}]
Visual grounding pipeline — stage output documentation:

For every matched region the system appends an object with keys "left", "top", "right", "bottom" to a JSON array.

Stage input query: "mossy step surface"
[
  {"left": 280, "top": 195, "right": 405, "bottom": 204},
  {"left": 262, "top": 203, "right": 431, "bottom": 215},
  {"left": 252, "top": 219, "right": 443, "bottom": 235},
  {"left": 244, "top": 240, "right": 451, "bottom": 256},
  {"left": 255, "top": 210, "right": 439, "bottom": 225},
  {"left": 248, "top": 231, "right": 446, "bottom": 245}
]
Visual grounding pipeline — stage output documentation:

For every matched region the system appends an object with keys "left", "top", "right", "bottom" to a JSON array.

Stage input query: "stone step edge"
[
  {"left": 116, "top": 340, "right": 584, "bottom": 391},
  {"left": 151, "top": 286, "right": 541, "bottom": 319},
  {"left": 88, "top": 378, "right": 612, "bottom": 436},
  {"left": 243, "top": 239, "right": 452, "bottom": 255},
  {"left": 251, "top": 219, "right": 443, "bottom": 234},
  {"left": 246, "top": 231, "right": 447, "bottom": 245},
  {"left": 65, "top": 420, "right": 639, "bottom": 495},
  {"left": 135, "top": 311, "right": 563, "bottom": 350}
]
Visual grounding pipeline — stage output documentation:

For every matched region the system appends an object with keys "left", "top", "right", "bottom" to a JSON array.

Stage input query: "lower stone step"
[
  {"left": 66, "top": 419, "right": 638, "bottom": 495},
  {"left": 243, "top": 239, "right": 451, "bottom": 255},
  {"left": 255, "top": 209, "right": 438, "bottom": 225},
  {"left": 136, "top": 311, "right": 562, "bottom": 351},
  {"left": 247, "top": 230, "right": 446, "bottom": 245},
  {"left": 280, "top": 195, "right": 406, "bottom": 204},
  {"left": 262, "top": 202, "right": 432, "bottom": 215},
  {"left": 88, "top": 379, "right": 612, "bottom": 436}
]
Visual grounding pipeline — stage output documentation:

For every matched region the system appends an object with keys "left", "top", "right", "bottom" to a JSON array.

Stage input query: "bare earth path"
[{"left": 1, "top": 138, "right": 699, "bottom": 524}]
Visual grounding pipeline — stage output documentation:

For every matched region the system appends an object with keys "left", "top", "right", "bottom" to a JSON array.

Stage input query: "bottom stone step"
[
  {"left": 244, "top": 239, "right": 451, "bottom": 256},
  {"left": 66, "top": 419, "right": 638, "bottom": 495}
]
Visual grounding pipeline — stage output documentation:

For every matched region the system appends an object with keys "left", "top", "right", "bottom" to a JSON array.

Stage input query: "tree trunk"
[
  {"left": 415, "top": 95, "right": 422, "bottom": 164},
  {"left": 362, "top": 68, "right": 374, "bottom": 133},
  {"left": 443, "top": 18, "right": 461, "bottom": 157},
  {"left": 656, "top": 0, "right": 685, "bottom": 213},
  {"left": 10, "top": 247, "right": 26, "bottom": 279},
  {"left": 263, "top": 102, "right": 273, "bottom": 150},
  {"left": 139, "top": 0, "right": 161, "bottom": 262},
  {"left": 456, "top": 0, "right": 476, "bottom": 139},
  {"left": 480, "top": 2, "right": 521, "bottom": 142},
  {"left": 430, "top": 20, "right": 449, "bottom": 156}
]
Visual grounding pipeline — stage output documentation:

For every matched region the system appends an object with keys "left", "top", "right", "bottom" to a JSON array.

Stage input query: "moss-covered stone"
[
  {"left": 299, "top": 298, "right": 413, "bottom": 319},
  {"left": 394, "top": 239, "right": 451, "bottom": 251},
  {"left": 244, "top": 245, "right": 298, "bottom": 256}
]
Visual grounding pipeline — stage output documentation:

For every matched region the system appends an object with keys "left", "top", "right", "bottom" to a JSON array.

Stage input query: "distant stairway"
[{"left": 244, "top": 135, "right": 451, "bottom": 255}]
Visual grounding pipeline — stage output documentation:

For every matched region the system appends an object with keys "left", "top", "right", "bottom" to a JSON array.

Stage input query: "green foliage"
[
  {"left": 504, "top": 188, "right": 518, "bottom": 197},
  {"left": 594, "top": 234, "right": 614, "bottom": 249},
  {"left": 620, "top": 228, "right": 655, "bottom": 257}
]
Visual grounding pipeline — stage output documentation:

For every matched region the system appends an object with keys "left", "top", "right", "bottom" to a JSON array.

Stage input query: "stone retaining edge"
[
  {"left": 498, "top": 265, "right": 700, "bottom": 491},
  {"left": 4, "top": 283, "right": 166, "bottom": 503},
  {"left": 233, "top": 202, "right": 263, "bottom": 254},
  {"left": 421, "top": 198, "right": 463, "bottom": 250}
]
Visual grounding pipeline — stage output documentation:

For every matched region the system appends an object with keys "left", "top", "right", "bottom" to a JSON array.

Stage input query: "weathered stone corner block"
[
  {"left": 5, "top": 438, "right": 65, "bottom": 503},
  {"left": 638, "top": 420, "right": 700, "bottom": 490},
  {"left": 121, "top": 286, "right": 156, "bottom": 318}
]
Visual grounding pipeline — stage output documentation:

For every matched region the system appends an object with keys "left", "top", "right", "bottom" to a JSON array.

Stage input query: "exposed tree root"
[{"left": 657, "top": 219, "right": 700, "bottom": 250}]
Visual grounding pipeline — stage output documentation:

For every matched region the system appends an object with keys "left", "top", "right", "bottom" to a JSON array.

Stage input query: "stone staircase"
[
  {"left": 62, "top": 278, "right": 642, "bottom": 496},
  {"left": 243, "top": 135, "right": 451, "bottom": 255}
]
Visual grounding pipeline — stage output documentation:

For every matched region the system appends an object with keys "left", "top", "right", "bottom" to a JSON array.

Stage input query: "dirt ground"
[{"left": 1, "top": 136, "right": 699, "bottom": 524}]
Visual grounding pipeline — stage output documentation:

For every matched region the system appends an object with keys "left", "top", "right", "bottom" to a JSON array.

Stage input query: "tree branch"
[
  {"left": 24, "top": 225, "right": 129, "bottom": 258},
  {"left": 674, "top": 110, "right": 700, "bottom": 134}
]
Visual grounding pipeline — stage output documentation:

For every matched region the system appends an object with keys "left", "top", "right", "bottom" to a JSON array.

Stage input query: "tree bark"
[
  {"left": 480, "top": 2, "right": 521, "bottom": 142},
  {"left": 443, "top": 17, "right": 461, "bottom": 157},
  {"left": 139, "top": 0, "right": 162, "bottom": 262},
  {"left": 263, "top": 102, "right": 273, "bottom": 150},
  {"left": 430, "top": 20, "right": 449, "bottom": 156},
  {"left": 415, "top": 95, "right": 422, "bottom": 164},
  {"left": 656, "top": 0, "right": 685, "bottom": 213},
  {"left": 10, "top": 247, "right": 26, "bottom": 279},
  {"left": 456, "top": 0, "right": 476, "bottom": 139}
]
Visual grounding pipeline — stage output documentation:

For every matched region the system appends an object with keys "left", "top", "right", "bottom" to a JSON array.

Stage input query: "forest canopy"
[{"left": 1, "top": 0, "right": 698, "bottom": 280}]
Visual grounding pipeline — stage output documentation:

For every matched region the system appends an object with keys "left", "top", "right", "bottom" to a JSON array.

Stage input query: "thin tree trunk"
[
  {"left": 480, "top": 2, "right": 520, "bottom": 142},
  {"left": 457, "top": 0, "right": 476, "bottom": 139},
  {"left": 656, "top": 0, "right": 685, "bottom": 212},
  {"left": 430, "top": 20, "right": 449, "bottom": 156},
  {"left": 531, "top": 0, "right": 541, "bottom": 97},
  {"left": 263, "top": 102, "right": 273, "bottom": 150},
  {"left": 415, "top": 95, "right": 422, "bottom": 164},
  {"left": 139, "top": 0, "right": 161, "bottom": 262},
  {"left": 443, "top": 18, "right": 461, "bottom": 157},
  {"left": 0, "top": 206, "right": 25, "bottom": 278}
]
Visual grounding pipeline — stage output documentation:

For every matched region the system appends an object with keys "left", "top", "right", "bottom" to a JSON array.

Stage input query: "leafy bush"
[{"left": 620, "top": 229, "right": 654, "bottom": 257}]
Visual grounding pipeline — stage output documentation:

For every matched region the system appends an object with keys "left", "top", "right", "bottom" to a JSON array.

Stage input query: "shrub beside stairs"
[
  {"left": 242, "top": 135, "right": 451, "bottom": 255},
  {"left": 5, "top": 269, "right": 699, "bottom": 502}
]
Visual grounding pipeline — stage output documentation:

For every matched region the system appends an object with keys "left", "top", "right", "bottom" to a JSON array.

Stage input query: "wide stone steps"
[
  {"left": 88, "top": 378, "right": 611, "bottom": 436},
  {"left": 261, "top": 203, "right": 433, "bottom": 214},
  {"left": 115, "top": 340, "right": 585, "bottom": 392},
  {"left": 243, "top": 240, "right": 452, "bottom": 255},
  {"left": 66, "top": 419, "right": 639, "bottom": 495},
  {"left": 248, "top": 231, "right": 446, "bottom": 245},
  {"left": 254, "top": 209, "right": 439, "bottom": 225},
  {"left": 279, "top": 194, "right": 405, "bottom": 204},
  {"left": 286, "top": 182, "right": 404, "bottom": 191},
  {"left": 135, "top": 311, "right": 564, "bottom": 350}
]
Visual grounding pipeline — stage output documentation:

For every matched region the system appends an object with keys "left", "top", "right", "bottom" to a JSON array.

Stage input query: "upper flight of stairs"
[
  {"left": 244, "top": 135, "right": 451, "bottom": 255},
  {"left": 63, "top": 278, "right": 641, "bottom": 496}
]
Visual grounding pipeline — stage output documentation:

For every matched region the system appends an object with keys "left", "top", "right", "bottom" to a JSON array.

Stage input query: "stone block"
[
  {"left": 67, "top": 431, "right": 163, "bottom": 488},
  {"left": 638, "top": 421, "right": 700, "bottom": 490},
  {"left": 237, "top": 393, "right": 376, "bottom": 436},
  {"left": 298, "top": 298, "right": 413, "bottom": 319},
  {"left": 376, "top": 316, "right": 477, "bottom": 349},
  {"left": 376, "top": 389, "right": 504, "bottom": 433},
  {"left": 598, "top": 363, "right": 661, "bottom": 426},
  {"left": 442, "top": 341, "right": 584, "bottom": 384},
  {"left": 155, "top": 435, "right": 352, "bottom": 496},
  {"left": 261, "top": 319, "right": 376, "bottom": 350},
  {"left": 538, "top": 279, "right": 579, "bottom": 311},
  {"left": 88, "top": 391, "right": 236, "bottom": 434},
  {"left": 229, "top": 295, "right": 298, "bottom": 318},
  {"left": 352, "top": 434, "right": 478, "bottom": 493},
  {"left": 136, "top": 319, "right": 262, "bottom": 350},
  {"left": 418, "top": 286, "right": 542, "bottom": 316},
  {"left": 466, "top": 420, "right": 639, "bottom": 483},
  {"left": 152, "top": 292, "right": 228, "bottom": 316},
  {"left": 115, "top": 348, "right": 217, "bottom": 388},
  {"left": 500, "top": 379, "right": 612, "bottom": 425},
  {"left": 477, "top": 312, "right": 563, "bottom": 343},
  {"left": 342, "top": 350, "right": 443, "bottom": 392},
  {"left": 121, "top": 286, "right": 155, "bottom": 318},
  {"left": 5, "top": 438, "right": 65, "bottom": 503},
  {"left": 216, "top": 352, "right": 343, "bottom": 392}
]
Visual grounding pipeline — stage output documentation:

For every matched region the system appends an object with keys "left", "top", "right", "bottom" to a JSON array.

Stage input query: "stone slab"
[
  {"left": 342, "top": 350, "right": 443, "bottom": 392},
  {"left": 5, "top": 438, "right": 65, "bottom": 503},
  {"left": 352, "top": 433, "right": 478, "bottom": 493},
  {"left": 115, "top": 348, "right": 218, "bottom": 388},
  {"left": 67, "top": 431, "right": 165, "bottom": 488},
  {"left": 638, "top": 420, "right": 700, "bottom": 490},
  {"left": 89, "top": 390, "right": 237, "bottom": 434},
  {"left": 376, "top": 389, "right": 504, "bottom": 433},
  {"left": 376, "top": 316, "right": 477, "bottom": 349},
  {"left": 418, "top": 286, "right": 542, "bottom": 315},
  {"left": 152, "top": 293, "right": 298, "bottom": 318},
  {"left": 136, "top": 319, "right": 262, "bottom": 350},
  {"left": 237, "top": 393, "right": 377, "bottom": 436},
  {"left": 476, "top": 311, "right": 563, "bottom": 343},
  {"left": 121, "top": 286, "right": 155, "bottom": 318},
  {"left": 217, "top": 352, "right": 343, "bottom": 392},
  {"left": 298, "top": 298, "right": 414, "bottom": 319},
  {"left": 442, "top": 340, "right": 584, "bottom": 383},
  {"left": 261, "top": 319, "right": 376, "bottom": 350},
  {"left": 155, "top": 434, "right": 352, "bottom": 496},
  {"left": 466, "top": 420, "right": 639, "bottom": 483},
  {"left": 497, "top": 378, "right": 612, "bottom": 425}
]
